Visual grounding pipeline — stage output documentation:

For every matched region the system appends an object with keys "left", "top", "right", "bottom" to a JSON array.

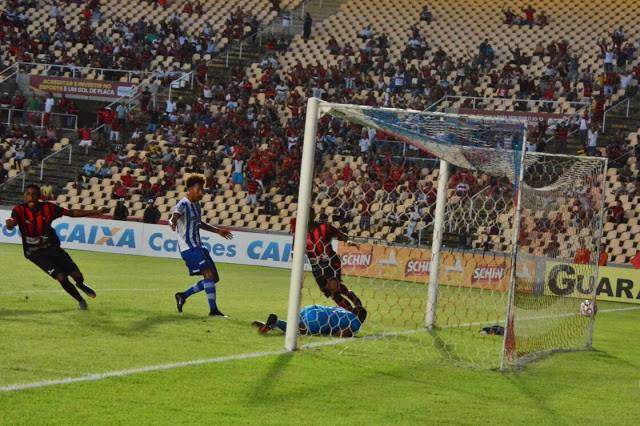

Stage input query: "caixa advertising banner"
[{"left": 0, "top": 209, "right": 296, "bottom": 269}]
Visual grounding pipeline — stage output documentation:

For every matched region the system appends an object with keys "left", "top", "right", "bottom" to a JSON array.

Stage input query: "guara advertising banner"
[
  {"left": 0, "top": 210, "right": 296, "bottom": 269},
  {"left": 545, "top": 261, "right": 640, "bottom": 305},
  {"left": 30, "top": 75, "right": 138, "bottom": 100},
  {"left": 337, "top": 243, "right": 538, "bottom": 293}
]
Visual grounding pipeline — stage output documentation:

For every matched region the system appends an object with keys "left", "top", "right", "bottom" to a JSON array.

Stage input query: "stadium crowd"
[{"left": 1, "top": 0, "right": 639, "bottom": 253}]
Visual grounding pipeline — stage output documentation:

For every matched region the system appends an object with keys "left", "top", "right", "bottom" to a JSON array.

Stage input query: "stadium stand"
[{"left": 2, "top": 0, "right": 640, "bottom": 263}]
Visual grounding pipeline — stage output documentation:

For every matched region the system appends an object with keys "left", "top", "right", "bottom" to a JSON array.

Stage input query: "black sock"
[{"left": 59, "top": 278, "right": 83, "bottom": 302}]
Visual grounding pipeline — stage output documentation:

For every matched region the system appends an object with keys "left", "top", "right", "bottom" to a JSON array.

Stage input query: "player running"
[
  {"left": 5, "top": 184, "right": 108, "bottom": 310},
  {"left": 171, "top": 174, "right": 233, "bottom": 317},
  {"left": 252, "top": 304, "right": 367, "bottom": 338},
  {"left": 291, "top": 209, "right": 363, "bottom": 310}
]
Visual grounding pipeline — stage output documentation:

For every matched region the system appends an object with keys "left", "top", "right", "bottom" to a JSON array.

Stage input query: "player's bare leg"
[
  {"left": 56, "top": 272, "right": 87, "bottom": 310},
  {"left": 70, "top": 270, "right": 96, "bottom": 299}
]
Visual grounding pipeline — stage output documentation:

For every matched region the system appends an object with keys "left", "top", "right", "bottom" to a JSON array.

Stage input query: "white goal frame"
[{"left": 285, "top": 97, "right": 606, "bottom": 370}]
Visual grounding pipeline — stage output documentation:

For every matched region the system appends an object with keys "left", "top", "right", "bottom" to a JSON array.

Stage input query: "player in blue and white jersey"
[
  {"left": 170, "top": 174, "right": 233, "bottom": 317},
  {"left": 252, "top": 304, "right": 367, "bottom": 338}
]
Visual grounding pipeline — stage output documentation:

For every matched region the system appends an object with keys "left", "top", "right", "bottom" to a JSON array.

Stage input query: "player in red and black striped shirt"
[
  {"left": 292, "top": 210, "right": 363, "bottom": 310},
  {"left": 5, "top": 185, "right": 108, "bottom": 310}
]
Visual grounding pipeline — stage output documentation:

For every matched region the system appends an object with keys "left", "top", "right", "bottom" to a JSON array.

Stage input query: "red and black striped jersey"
[
  {"left": 11, "top": 202, "right": 67, "bottom": 254},
  {"left": 306, "top": 222, "right": 340, "bottom": 260},
  {"left": 247, "top": 179, "right": 260, "bottom": 194}
]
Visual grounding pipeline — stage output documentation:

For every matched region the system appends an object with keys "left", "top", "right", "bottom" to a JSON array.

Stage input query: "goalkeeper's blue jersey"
[{"left": 300, "top": 305, "right": 361, "bottom": 335}]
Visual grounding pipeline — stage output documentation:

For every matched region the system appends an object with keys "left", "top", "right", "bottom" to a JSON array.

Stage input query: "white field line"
[
  {"left": 0, "top": 351, "right": 288, "bottom": 392},
  {"left": 0, "top": 288, "right": 160, "bottom": 295},
  {"left": 1, "top": 305, "right": 639, "bottom": 393}
]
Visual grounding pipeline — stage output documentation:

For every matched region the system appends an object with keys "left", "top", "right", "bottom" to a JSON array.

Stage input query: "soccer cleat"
[
  {"left": 252, "top": 321, "right": 265, "bottom": 328},
  {"left": 78, "top": 299, "right": 88, "bottom": 311},
  {"left": 175, "top": 292, "right": 186, "bottom": 313},
  {"left": 78, "top": 284, "right": 96, "bottom": 299},
  {"left": 209, "top": 308, "right": 228, "bottom": 318},
  {"left": 258, "top": 313, "right": 278, "bottom": 335}
]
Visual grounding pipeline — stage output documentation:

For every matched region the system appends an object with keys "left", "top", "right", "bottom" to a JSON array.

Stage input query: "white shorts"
[{"left": 245, "top": 193, "right": 257, "bottom": 206}]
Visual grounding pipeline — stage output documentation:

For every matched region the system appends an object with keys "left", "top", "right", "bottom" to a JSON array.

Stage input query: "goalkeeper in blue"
[
  {"left": 252, "top": 304, "right": 367, "bottom": 338},
  {"left": 171, "top": 174, "right": 233, "bottom": 317}
]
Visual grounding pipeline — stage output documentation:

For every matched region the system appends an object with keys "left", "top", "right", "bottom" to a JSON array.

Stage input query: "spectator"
[
  {"left": 259, "top": 196, "right": 278, "bottom": 216},
  {"left": 82, "top": 161, "right": 97, "bottom": 178},
  {"left": 521, "top": 5, "right": 535, "bottom": 29},
  {"left": 73, "top": 173, "right": 85, "bottom": 191},
  {"left": 78, "top": 126, "right": 92, "bottom": 149},
  {"left": 406, "top": 203, "right": 420, "bottom": 244},
  {"left": 358, "top": 196, "right": 372, "bottom": 232},
  {"left": 40, "top": 181, "right": 54, "bottom": 201},
  {"left": 608, "top": 200, "right": 624, "bottom": 224},
  {"left": 142, "top": 199, "right": 161, "bottom": 224},
  {"left": 587, "top": 125, "right": 599, "bottom": 155},
  {"left": 599, "top": 243, "right": 608, "bottom": 266},
  {"left": 112, "top": 181, "right": 127, "bottom": 199},
  {"left": 574, "top": 238, "right": 591, "bottom": 265},
  {"left": 303, "top": 13, "right": 312, "bottom": 40},
  {"left": 245, "top": 176, "right": 260, "bottom": 206},
  {"left": 113, "top": 198, "right": 129, "bottom": 221}
]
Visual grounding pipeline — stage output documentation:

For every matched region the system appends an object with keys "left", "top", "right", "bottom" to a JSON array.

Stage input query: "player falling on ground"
[
  {"left": 252, "top": 304, "right": 368, "bottom": 338},
  {"left": 292, "top": 209, "right": 363, "bottom": 310},
  {"left": 5, "top": 184, "right": 107, "bottom": 310},
  {"left": 171, "top": 174, "right": 233, "bottom": 317}
]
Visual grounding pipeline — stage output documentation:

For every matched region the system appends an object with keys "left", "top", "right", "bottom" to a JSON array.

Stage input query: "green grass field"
[{"left": 1, "top": 243, "right": 639, "bottom": 425}]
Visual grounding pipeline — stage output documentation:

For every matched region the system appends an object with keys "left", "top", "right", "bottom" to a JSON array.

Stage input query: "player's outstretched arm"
[
  {"left": 168, "top": 213, "right": 180, "bottom": 231},
  {"left": 66, "top": 206, "right": 109, "bottom": 218},
  {"left": 336, "top": 228, "right": 360, "bottom": 249},
  {"left": 200, "top": 222, "right": 233, "bottom": 240}
]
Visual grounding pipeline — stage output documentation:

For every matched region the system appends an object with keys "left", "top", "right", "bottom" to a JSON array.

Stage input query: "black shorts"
[
  {"left": 311, "top": 256, "right": 342, "bottom": 296},
  {"left": 28, "top": 246, "right": 79, "bottom": 279}
]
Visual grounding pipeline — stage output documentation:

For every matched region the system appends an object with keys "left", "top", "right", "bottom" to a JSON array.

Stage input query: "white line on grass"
[
  {"left": 0, "top": 288, "right": 160, "bottom": 295},
  {"left": 0, "top": 350, "right": 288, "bottom": 392},
  {"left": 2, "top": 305, "right": 639, "bottom": 392}
]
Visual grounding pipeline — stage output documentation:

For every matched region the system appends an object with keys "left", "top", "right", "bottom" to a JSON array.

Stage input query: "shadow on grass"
[
  {"left": 247, "top": 353, "right": 294, "bottom": 404},
  {"left": 0, "top": 309, "right": 72, "bottom": 318},
  {"left": 503, "top": 374, "right": 563, "bottom": 422},
  {"left": 589, "top": 348, "right": 640, "bottom": 368},
  {"left": 428, "top": 328, "right": 463, "bottom": 364}
]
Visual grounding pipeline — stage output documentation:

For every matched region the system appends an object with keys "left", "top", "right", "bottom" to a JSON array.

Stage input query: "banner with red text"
[
  {"left": 30, "top": 75, "right": 138, "bottom": 100},
  {"left": 338, "top": 243, "right": 538, "bottom": 292}
]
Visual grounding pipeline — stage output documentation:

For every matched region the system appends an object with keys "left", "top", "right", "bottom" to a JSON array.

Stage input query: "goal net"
[{"left": 285, "top": 99, "right": 607, "bottom": 370}]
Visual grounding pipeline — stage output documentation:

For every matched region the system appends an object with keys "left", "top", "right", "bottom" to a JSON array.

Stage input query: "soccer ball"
[{"left": 580, "top": 299, "right": 597, "bottom": 317}]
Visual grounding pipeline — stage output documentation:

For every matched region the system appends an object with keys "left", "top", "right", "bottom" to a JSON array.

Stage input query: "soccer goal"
[{"left": 286, "top": 98, "right": 607, "bottom": 370}]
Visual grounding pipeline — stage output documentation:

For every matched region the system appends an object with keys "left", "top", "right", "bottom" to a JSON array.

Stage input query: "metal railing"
[
  {"left": 92, "top": 73, "right": 157, "bottom": 134},
  {"left": 168, "top": 71, "right": 194, "bottom": 102},
  {"left": 204, "top": 27, "right": 266, "bottom": 72},
  {"left": 40, "top": 144, "right": 72, "bottom": 181},
  {"left": 602, "top": 97, "right": 631, "bottom": 133},
  {"left": 0, "top": 170, "right": 26, "bottom": 193},
  {"left": 0, "top": 63, "right": 19, "bottom": 85},
  {"left": 18, "top": 62, "right": 146, "bottom": 83},
  {"left": 2, "top": 109, "right": 78, "bottom": 130}
]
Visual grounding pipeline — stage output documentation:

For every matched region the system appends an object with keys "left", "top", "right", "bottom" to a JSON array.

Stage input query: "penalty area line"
[{"left": 0, "top": 350, "right": 289, "bottom": 392}]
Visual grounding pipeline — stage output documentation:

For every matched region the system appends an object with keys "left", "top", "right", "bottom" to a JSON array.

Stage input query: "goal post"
[
  {"left": 425, "top": 158, "right": 448, "bottom": 330},
  {"left": 285, "top": 97, "right": 319, "bottom": 351},
  {"left": 286, "top": 98, "right": 607, "bottom": 369}
]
